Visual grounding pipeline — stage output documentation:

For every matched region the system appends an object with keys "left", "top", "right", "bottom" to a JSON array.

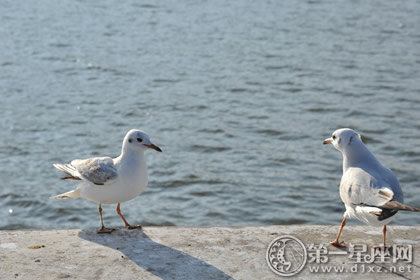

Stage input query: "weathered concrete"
[{"left": 0, "top": 225, "right": 419, "bottom": 280}]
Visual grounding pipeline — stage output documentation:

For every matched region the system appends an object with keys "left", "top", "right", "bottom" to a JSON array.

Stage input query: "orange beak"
[
  {"left": 323, "top": 138, "right": 333, "bottom": 145},
  {"left": 145, "top": 144, "right": 162, "bottom": 152}
]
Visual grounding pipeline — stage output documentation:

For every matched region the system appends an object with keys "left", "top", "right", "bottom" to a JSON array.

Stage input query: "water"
[{"left": 1, "top": 0, "right": 419, "bottom": 230}]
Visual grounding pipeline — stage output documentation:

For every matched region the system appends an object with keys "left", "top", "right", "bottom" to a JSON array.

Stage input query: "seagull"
[
  {"left": 323, "top": 128, "right": 420, "bottom": 247},
  {"left": 52, "top": 129, "right": 162, "bottom": 233}
]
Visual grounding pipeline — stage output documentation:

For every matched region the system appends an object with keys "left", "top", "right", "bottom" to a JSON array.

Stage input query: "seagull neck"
[
  {"left": 119, "top": 148, "right": 145, "bottom": 166},
  {"left": 342, "top": 142, "right": 379, "bottom": 173}
]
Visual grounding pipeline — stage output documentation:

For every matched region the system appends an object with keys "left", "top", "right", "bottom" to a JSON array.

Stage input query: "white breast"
[{"left": 79, "top": 155, "right": 148, "bottom": 204}]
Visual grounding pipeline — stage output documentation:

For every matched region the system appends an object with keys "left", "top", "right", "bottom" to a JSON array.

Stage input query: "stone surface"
[{"left": 0, "top": 225, "right": 418, "bottom": 280}]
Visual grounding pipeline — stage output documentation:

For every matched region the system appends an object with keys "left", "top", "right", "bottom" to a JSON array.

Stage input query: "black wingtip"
[
  {"left": 61, "top": 176, "right": 82, "bottom": 181},
  {"left": 380, "top": 200, "right": 420, "bottom": 212}
]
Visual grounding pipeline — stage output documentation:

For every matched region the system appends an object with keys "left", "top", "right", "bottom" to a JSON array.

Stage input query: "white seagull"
[
  {"left": 323, "top": 128, "right": 420, "bottom": 247},
  {"left": 52, "top": 129, "right": 162, "bottom": 233}
]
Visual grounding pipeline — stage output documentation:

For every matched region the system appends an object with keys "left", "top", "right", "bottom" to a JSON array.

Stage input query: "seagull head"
[
  {"left": 323, "top": 128, "right": 362, "bottom": 153},
  {"left": 124, "top": 129, "right": 162, "bottom": 153}
]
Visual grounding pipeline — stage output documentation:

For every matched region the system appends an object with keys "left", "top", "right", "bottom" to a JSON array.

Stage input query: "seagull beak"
[
  {"left": 145, "top": 144, "right": 162, "bottom": 152},
  {"left": 323, "top": 138, "right": 333, "bottom": 145}
]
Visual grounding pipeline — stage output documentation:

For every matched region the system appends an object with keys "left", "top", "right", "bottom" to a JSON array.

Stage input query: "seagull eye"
[
  {"left": 137, "top": 138, "right": 143, "bottom": 143},
  {"left": 332, "top": 135, "right": 336, "bottom": 140}
]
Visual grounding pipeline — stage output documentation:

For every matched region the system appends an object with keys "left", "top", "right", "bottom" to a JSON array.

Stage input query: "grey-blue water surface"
[{"left": 1, "top": 0, "right": 420, "bottom": 230}]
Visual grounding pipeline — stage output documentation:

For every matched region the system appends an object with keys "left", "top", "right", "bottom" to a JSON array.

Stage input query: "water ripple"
[{"left": 1, "top": 0, "right": 419, "bottom": 229}]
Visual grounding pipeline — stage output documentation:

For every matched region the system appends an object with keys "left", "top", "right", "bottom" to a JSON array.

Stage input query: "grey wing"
[
  {"left": 54, "top": 157, "right": 118, "bottom": 185},
  {"left": 339, "top": 167, "right": 395, "bottom": 207}
]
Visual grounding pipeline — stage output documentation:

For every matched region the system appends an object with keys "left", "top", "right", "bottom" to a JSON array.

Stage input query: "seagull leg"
[
  {"left": 330, "top": 216, "right": 347, "bottom": 247},
  {"left": 97, "top": 203, "right": 114, "bottom": 234},
  {"left": 116, "top": 203, "right": 142, "bottom": 230},
  {"left": 382, "top": 225, "right": 387, "bottom": 247}
]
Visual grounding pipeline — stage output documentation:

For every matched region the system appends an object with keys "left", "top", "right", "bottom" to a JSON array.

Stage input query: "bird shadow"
[{"left": 78, "top": 228, "right": 234, "bottom": 280}]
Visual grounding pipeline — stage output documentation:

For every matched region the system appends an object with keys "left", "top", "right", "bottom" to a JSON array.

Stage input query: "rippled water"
[{"left": 1, "top": 0, "right": 419, "bottom": 230}]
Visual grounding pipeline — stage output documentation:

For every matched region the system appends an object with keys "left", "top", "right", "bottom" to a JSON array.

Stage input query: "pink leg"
[
  {"left": 97, "top": 203, "right": 114, "bottom": 234},
  {"left": 330, "top": 216, "right": 347, "bottom": 248},
  {"left": 116, "top": 203, "right": 142, "bottom": 230}
]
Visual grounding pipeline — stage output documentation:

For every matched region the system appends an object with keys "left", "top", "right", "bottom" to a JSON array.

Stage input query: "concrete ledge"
[{"left": 0, "top": 225, "right": 419, "bottom": 279}]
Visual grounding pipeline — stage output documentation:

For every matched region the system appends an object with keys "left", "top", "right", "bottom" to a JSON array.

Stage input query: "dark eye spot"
[
  {"left": 332, "top": 135, "right": 336, "bottom": 140},
  {"left": 137, "top": 138, "right": 143, "bottom": 143},
  {"left": 128, "top": 139, "right": 132, "bottom": 143}
]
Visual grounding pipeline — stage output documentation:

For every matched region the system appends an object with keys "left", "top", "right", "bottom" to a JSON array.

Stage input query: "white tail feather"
[{"left": 50, "top": 189, "right": 81, "bottom": 199}]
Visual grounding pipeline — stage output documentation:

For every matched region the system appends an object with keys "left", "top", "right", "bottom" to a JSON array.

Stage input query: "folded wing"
[
  {"left": 340, "top": 167, "right": 394, "bottom": 208},
  {"left": 53, "top": 157, "right": 118, "bottom": 185}
]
